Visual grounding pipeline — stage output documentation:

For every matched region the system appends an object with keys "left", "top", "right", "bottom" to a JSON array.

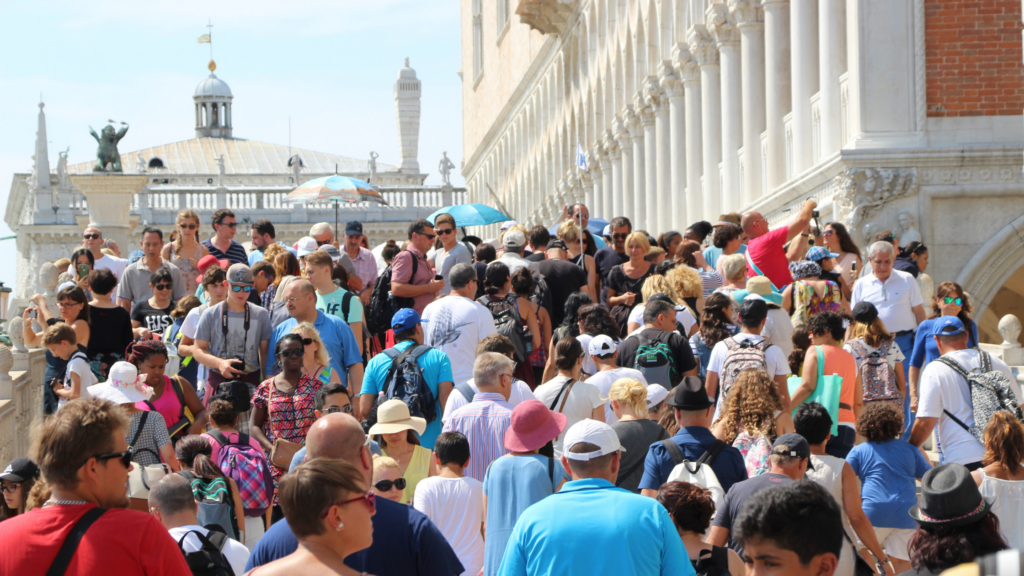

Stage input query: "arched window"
[{"left": 148, "top": 157, "right": 165, "bottom": 169}]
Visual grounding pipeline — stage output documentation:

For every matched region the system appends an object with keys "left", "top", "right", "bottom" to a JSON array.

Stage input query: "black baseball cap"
[
  {"left": 648, "top": 293, "right": 684, "bottom": 311},
  {"left": 547, "top": 239, "right": 568, "bottom": 251},
  {"left": 852, "top": 301, "right": 879, "bottom": 324},
  {"left": 771, "top": 433, "right": 814, "bottom": 469},
  {"left": 0, "top": 457, "right": 39, "bottom": 482},
  {"left": 345, "top": 221, "right": 363, "bottom": 236}
]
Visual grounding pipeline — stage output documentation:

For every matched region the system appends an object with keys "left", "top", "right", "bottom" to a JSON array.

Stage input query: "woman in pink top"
[
  {"left": 129, "top": 340, "right": 207, "bottom": 443},
  {"left": 202, "top": 399, "right": 267, "bottom": 463}
]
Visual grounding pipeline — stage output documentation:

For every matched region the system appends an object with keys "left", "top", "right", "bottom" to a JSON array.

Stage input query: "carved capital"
[
  {"left": 673, "top": 44, "right": 701, "bottom": 84},
  {"left": 761, "top": 0, "right": 789, "bottom": 10},
  {"left": 707, "top": 3, "right": 740, "bottom": 46},
  {"left": 728, "top": 0, "right": 764, "bottom": 26},
  {"left": 688, "top": 25, "right": 719, "bottom": 67},
  {"left": 515, "top": 0, "right": 578, "bottom": 35},
  {"left": 603, "top": 129, "right": 622, "bottom": 159},
  {"left": 621, "top": 106, "right": 640, "bottom": 134},
  {"left": 659, "top": 61, "right": 685, "bottom": 99}
]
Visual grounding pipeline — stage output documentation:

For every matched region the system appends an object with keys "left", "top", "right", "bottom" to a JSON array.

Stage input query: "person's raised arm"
[
  {"left": 786, "top": 199, "right": 817, "bottom": 243},
  {"left": 21, "top": 307, "right": 43, "bottom": 347},
  {"left": 787, "top": 233, "right": 810, "bottom": 262},
  {"left": 791, "top": 349, "right": 818, "bottom": 407},
  {"left": 30, "top": 294, "right": 55, "bottom": 323}
]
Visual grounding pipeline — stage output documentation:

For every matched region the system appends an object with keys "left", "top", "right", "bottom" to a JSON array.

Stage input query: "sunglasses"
[
  {"left": 0, "top": 483, "right": 20, "bottom": 493},
  {"left": 374, "top": 478, "right": 407, "bottom": 492},
  {"left": 218, "top": 222, "right": 237, "bottom": 228},
  {"left": 316, "top": 239, "right": 330, "bottom": 246},
  {"left": 418, "top": 232, "right": 437, "bottom": 240},
  {"left": 180, "top": 223, "right": 197, "bottom": 230},
  {"left": 944, "top": 296, "right": 963, "bottom": 306},
  {"left": 324, "top": 404, "right": 354, "bottom": 415},
  {"left": 278, "top": 348, "right": 304, "bottom": 359},
  {"left": 153, "top": 283, "right": 172, "bottom": 291},
  {"left": 298, "top": 337, "right": 313, "bottom": 346},
  {"left": 322, "top": 491, "right": 376, "bottom": 517},
  {"left": 822, "top": 230, "right": 835, "bottom": 236},
  {"left": 437, "top": 228, "right": 455, "bottom": 236},
  {"left": 231, "top": 285, "right": 253, "bottom": 293},
  {"left": 83, "top": 234, "right": 101, "bottom": 240},
  {"left": 90, "top": 448, "right": 133, "bottom": 469},
  {"left": 612, "top": 233, "right": 628, "bottom": 240}
]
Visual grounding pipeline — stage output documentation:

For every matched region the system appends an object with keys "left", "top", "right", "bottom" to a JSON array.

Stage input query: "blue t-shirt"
[
  {"left": 289, "top": 441, "right": 382, "bottom": 471},
  {"left": 638, "top": 426, "right": 748, "bottom": 493},
  {"left": 248, "top": 241, "right": 298, "bottom": 266},
  {"left": 266, "top": 311, "right": 362, "bottom": 382},
  {"left": 497, "top": 478, "right": 693, "bottom": 576},
  {"left": 847, "top": 439, "right": 932, "bottom": 529},
  {"left": 245, "top": 497, "right": 464, "bottom": 575},
  {"left": 910, "top": 317, "right": 979, "bottom": 369},
  {"left": 361, "top": 340, "right": 454, "bottom": 449},
  {"left": 483, "top": 454, "right": 569, "bottom": 576},
  {"left": 703, "top": 244, "right": 747, "bottom": 271}
]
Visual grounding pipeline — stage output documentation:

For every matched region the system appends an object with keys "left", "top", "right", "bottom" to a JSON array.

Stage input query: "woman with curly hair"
[
  {"left": 711, "top": 369, "right": 794, "bottom": 477},
  {"left": 656, "top": 481, "right": 745, "bottom": 576},
  {"left": 971, "top": 412, "right": 1024, "bottom": 548},
  {"left": 665, "top": 261, "right": 705, "bottom": 314},
  {"left": 625, "top": 274, "right": 697, "bottom": 336},
  {"left": 689, "top": 293, "right": 739, "bottom": 381},
  {"left": 846, "top": 402, "right": 932, "bottom": 574}
]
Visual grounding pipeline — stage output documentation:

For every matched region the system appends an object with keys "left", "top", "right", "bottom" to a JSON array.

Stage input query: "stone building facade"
[{"left": 460, "top": 0, "right": 1024, "bottom": 343}]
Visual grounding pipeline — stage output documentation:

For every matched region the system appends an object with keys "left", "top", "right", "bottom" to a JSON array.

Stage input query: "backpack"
[
  {"left": 664, "top": 438, "right": 727, "bottom": 512},
  {"left": 364, "top": 344, "right": 436, "bottom": 429},
  {"left": 178, "top": 470, "right": 238, "bottom": 540},
  {"left": 848, "top": 339, "right": 901, "bottom": 402},
  {"left": 176, "top": 530, "right": 235, "bottom": 576},
  {"left": 366, "top": 252, "right": 418, "bottom": 336},
  {"left": 478, "top": 295, "right": 532, "bottom": 364},
  {"left": 206, "top": 430, "right": 273, "bottom": 518},
  {"left": 693, "top": 546, "right": 731, "bottom": 576},
  {"left": 528, "top": 269, "right": 553, "bottom": 321},
  {"left": 632, "top": 334, "right": 677, "bottom": 387},
  {"left": 935, "top": 351, "right": 1024, "bottom": 445},
  {"left": 720, "top": 338, "right": 773, "bottom": 401},
  {"left": 732, "top": 431, "right": 773, "bottom": 478}
]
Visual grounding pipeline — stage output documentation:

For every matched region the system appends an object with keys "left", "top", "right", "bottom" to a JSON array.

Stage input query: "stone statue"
[
  {"left": 136, "top": 151, "right": 147, "bottom": 174},
  {"left": 898, "top": 209, "right": 922, "bottom": 245},
  {"left": 861, "top": 222, "right": 878, "bottom": 247},
  {"left": 7, "top": 318, "right": 26, "bottom": 353},
  {"left": 288, "top": 154, "right": 303, "bottom": 186},
  {"left": 27, "top": 155, "right": 37, "bottom": 190},
  {"left": 57, "top": 148, "right": 71, "bottom": 188},
  {"left": 38, "top": 262, "right": 60, "bottom": 315},
  {"left": 438, "top": 151, "right": 455, "bottom": 187},
  {"left": 918, "top": 273, "right": 935, "bottom": 310},
  {"left": 367, "top": 151, "right": 379, "bottom": 184},
  {"left": 89, "top": 121, "right": 129, "bottom": 172},
  {"left": 215, "top": 154, "right": 226, "bottom": 187},
  {"left": 999, "top": 314, "right": 1022, "bottom": 348}
]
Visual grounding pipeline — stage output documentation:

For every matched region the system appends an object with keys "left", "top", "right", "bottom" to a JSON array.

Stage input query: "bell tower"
[
  {"left": 193, "top": 60, "right": 234, "bottom": 138},
  {"left": 394, "top": 58, "right": 421, "bottom": 173}
]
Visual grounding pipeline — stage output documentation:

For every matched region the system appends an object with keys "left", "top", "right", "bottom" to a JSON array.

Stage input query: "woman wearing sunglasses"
[
  {"left": 908, "top": 282, "right": 979, "bottom": 412},
  {"left": 370, "top": 456, "right": 407, "bottom": 503},
  {"left": 291, "top": 322, "right": 344, "bottom": 388},
  {"left": 130, "top": 268, "right": 175, "bottom": 340},
  {"left": 162, "top": 209, "right": 209, "bottom": 295},
  {"left": 249, "top": 458, "right": 375, "bottom": 576}
]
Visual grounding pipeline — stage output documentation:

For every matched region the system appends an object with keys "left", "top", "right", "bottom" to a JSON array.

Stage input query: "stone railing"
[{"left": 0, "top": 346, "right": 46, "bottom": 473}]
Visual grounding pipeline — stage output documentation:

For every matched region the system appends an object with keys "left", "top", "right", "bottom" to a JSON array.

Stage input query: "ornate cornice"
[
  {"left": 707, "top": 3, "right": 740, "bottom": 46},
  {"left": 688, "top": 25, "right": 719, "bottom": 67},
  {"left": 728, "top": 0, "right": 764, "bottom": 26},
  {"left": 833, "top": 167, "right": 919, "bottom": 240},
  {"left": 603, "top": 128, "right": 622, "bottom": 159}
]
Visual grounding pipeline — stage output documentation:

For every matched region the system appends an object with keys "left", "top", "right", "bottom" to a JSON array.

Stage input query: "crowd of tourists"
[{"left": 1, "top": 201, "right": 1022, "bottom": 576}]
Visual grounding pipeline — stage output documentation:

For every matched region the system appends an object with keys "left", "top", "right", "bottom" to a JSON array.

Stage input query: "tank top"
[
  {"left": 167, "top": 242, "right": 204, "bottom": 294},
  {"left": 807, "top": 454, "right": 856, "bottom": 576},
  {"left": 387, "top": 444, "right": 431, "bottom": 505},
  {"left": 135, "top": 375, "right": 184, "bottom": 432},
  {"left": 834, "top": 252, "right": 857, "bottom": 286},
  {"left": 819, "top": 346, "right": 858, "bottom": 425}
]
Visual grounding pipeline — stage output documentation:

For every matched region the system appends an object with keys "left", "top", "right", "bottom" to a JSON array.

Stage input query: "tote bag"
[{"left": 787, "top": 346, "right": 842, "bottom": 436}]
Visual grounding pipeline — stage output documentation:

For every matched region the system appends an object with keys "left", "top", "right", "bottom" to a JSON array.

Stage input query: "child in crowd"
[
  {"left": 43, "top": 323, "right": 96, "bottom": 409},
  {"left": 370, "top": 455, "right": 406, "bottom": 503},
  {"left": 413, "top": 432, "right": 485, "bottom": 576}
]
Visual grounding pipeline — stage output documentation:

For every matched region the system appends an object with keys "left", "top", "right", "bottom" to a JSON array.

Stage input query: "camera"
[{"left": 812, "top": 210, "right": 820, "bottom": 218}]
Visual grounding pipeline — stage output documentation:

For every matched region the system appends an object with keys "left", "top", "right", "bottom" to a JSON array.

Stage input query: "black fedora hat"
[
  {"left": 909, "top": 464, "right": 991, "bottom": 528},
  {"left": 667, "top": 376, "right": 714, "bottom": 411}
]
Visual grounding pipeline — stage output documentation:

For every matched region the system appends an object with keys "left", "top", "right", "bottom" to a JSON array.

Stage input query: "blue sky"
[{"left": 0, "top": 0, "right": 464, "bottom": 294}]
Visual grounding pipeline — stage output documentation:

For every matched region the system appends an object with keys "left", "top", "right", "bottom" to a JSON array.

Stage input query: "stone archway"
[{"left": 956, "top": 213, "right": 1024, "bottom": 344}]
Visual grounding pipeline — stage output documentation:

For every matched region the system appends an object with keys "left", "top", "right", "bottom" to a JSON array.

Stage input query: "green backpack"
[{"left": 634, "top": 335, "right": 677, "bottom": 387}]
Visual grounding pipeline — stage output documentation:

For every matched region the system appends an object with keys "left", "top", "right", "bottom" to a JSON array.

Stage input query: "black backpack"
[
  {"left": 366, "top": 252, "right": 418, "bottom": 336},
  {"left": 363, "top": 344, "right": 436, "bottom": 430},
  {"left": 478, "top": 294, "right": 532, "bottom": 364},
  {"left": 693, "top": 546, "right": 731, "bottom": 576},
  {"left": 177, "top": 529, "right": 235, "bottom": 576},
  {"left": 211, "top": 380, "right": 253, "bottom": 414}
]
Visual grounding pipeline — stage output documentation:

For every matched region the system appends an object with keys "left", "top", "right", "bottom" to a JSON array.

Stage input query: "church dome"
[{"left": 195, "top": 73, "right": 233, "bottom": 97}]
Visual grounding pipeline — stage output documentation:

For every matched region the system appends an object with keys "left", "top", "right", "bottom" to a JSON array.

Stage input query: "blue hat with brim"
[
  {"left": 935, "top": 316, "right": 966, "bottom": 336},
  {"left": 806, "top": 246, "right": 840, "bottom": 262},
  {"left": 392, "top": 308, "right": 429, "bottom": 331}
]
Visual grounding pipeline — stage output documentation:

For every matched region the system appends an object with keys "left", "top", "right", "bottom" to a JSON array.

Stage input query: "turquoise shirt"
[
  {"left": 703, "top": 244, "right": 747, "bottom": 271},
  {"left": 498, "top": 478, "right": 693, "bottom": 576}
]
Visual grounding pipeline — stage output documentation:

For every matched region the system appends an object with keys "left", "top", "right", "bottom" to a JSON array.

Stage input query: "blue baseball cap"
[
  {"left": 935, "top": 316, "right": 966, "bottom": 336},
  {"left": 391, "top": 308, "right": 428, "bottom": 331},
  {"left": 805, "top": 246, "right": 840, "bottom": 262}
]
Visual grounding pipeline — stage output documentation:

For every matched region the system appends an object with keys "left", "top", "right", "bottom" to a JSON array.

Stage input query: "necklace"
[{"left": 45, "top": 499, "right": 90, "bottom": 507}]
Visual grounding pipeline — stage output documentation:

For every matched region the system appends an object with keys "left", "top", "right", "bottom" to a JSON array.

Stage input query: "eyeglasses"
[
  {"left": 324, "top": 404, "right": 354, "bottom": 415},
  {"left": 278, "top": 348, "right": 304, "bottom": 359},
  {"left": 944, "top": 296, "right": 963, "bottom": 306},
  {"left": 612, "top": 233, "right": 628, "bottom": 240},
  {"left": 153, "top": 283, "right": 172, "bottom": 291},
  {"left": 437, "top": 228, "right": 455, "bottom": 236},
  {"left": 180, "top": 223, "right": 197, "bottom": 230},
  {"left": 56, "top": 301, "right": 80, "bottom": 309},
  {"left": 322, "top": 491, "right": 376, "bottom": 517},
  {"left": 89, "top": 448, "right": 133, "bottom": 469},
  {"left": 83, "top": 234, "right": 101, "bottom": 240},
  {"left": 373, "top": 478, "right": 407, "bottom": 492},
  {"left": 0, "top": 483, "right": 20, "bottom": 493},
  {"left": 231, "top": 285, "right": 253, "bottom": 293},
  {"left": 300, "top": 337, "right": 314, "bottom": 346},
  {"left": 284, "top": 297, "right": 302, "bottom": 304}
]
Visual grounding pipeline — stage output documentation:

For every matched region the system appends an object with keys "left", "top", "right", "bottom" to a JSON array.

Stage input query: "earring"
[{"left": 335, "top": 522, "right": 344, "bottom": 532}]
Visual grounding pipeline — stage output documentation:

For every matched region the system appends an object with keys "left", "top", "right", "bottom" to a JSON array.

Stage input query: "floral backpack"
[
  {"left": 847, "top": 339, "right": 901, "bottom": 402},
  {"left": 733, "top": 430, "right": 773, "bottom": 478}
]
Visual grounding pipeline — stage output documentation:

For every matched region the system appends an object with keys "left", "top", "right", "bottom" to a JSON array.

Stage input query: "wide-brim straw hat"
[
  {"left": 87, "top": 361, "right": 153, "bottom": 405},
  {"left": 367, "top": 399, "right": 427, "bottom": 436}
]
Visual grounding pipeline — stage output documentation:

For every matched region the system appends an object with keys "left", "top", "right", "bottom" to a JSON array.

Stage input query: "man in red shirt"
[
  {"left": 741, "top": 199, "right": 817, "bottom": 290},
  {"left": 0, "top": 399, "right": 190, "bottom": 575}
]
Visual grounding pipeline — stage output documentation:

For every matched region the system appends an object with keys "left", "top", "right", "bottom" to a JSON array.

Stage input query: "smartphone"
[
  {"left": 77, "top": 264, "right": 90, "bottom": 277},
  {"left": 28, "top": 309, "right": 37, "bottom": 319},
  {"left": 435, "top": 274, "right": 444, "bottom": 281},
  {"left": 851, "top": 260, "right": 858, "bottom": 272}
]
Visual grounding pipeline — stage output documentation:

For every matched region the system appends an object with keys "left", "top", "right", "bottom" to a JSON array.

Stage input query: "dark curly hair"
[
  {"left": 857, "top": 402, "right": 904, "bottom": 443},
  {"left": 794, "top": 402, "right": 833, "bottom": 445},
  {"left": 713, "top": 223, "right": 743, "bottom": 249},
  {"left": 807, "top": 311, "right": 845, "bottom": 341},
  {"left": 125, "top": 339, "right": 168, "bottom": 368},
  {"left": 578, "top": 304, "right": 619, "bottom": 339},
  {"left": 908, "top": 513, "right": 1007, "bottom": 573},
  {"left": 656, "top": 481, "right": 717, "bottom": 534}
]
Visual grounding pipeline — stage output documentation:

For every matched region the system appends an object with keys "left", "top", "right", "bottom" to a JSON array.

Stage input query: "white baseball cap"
[
  {"left": 588, "top": 334, "right": 618, "bottom": 357},
  {"left": 646, "top": 384, "right": 670, "bottom": 408},
  {"left": 503, "top": 230, "right": 527, "bottom": 249},
  {"left": 296, "top": 236, "right": 319, "bottom": 257},
  {"left": 500, "top": 220, "right": 518, "bottom": 231},
  {"left": 563, "top": 419, "right": 626, "bottom": 461}
]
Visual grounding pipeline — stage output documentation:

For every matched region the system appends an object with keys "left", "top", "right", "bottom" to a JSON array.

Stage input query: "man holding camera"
[{"left": 741, "top": 199, "right": 817, "bottom": 290}]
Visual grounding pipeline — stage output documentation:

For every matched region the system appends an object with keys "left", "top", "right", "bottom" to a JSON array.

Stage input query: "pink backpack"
[
  {"left": 848, "top": 339, "right": 901, "bottom": 402},
  {"left": 207, "top": 431, "right": 274, "bottom": 517},
  {"left": 732, "top": 431, "right": 772, "bottom": 478},
  {"left": 720, "top": 338, "right": 773, "bottom": 400}
]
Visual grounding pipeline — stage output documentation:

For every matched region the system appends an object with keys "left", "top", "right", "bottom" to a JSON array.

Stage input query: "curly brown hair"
[
  {"left": 857, "top": 402, "right": 904, "bottom": 442},
  {"left": 982, "top": 411, "right": 1024, "bottom": 474},
  {"left": 713, "top": 369, "right": 786, "bottom": 444},
  {"left": 657, "top": 481, "right": 717, "bottom": 534}
]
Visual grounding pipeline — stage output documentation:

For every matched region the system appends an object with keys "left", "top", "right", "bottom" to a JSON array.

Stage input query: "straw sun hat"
[{"left": 367, "top": 399, "right": 427, "bottom": 436}]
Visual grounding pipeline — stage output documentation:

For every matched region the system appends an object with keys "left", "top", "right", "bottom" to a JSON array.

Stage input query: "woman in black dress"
[{"left": 606, "top": 232, "right": 653, "bottom": 338}]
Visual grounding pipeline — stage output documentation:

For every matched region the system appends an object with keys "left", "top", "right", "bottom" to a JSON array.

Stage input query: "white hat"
[
  {"left": 57, "top": 281, "right": 77, "bottom": 293},
  {"left": 500, "top": 220, "right": 518, "bottom": 231},
  {"left": 563, "top": 419, "right": 626, "bottom": 461},
  {"left": 502, "top": 230, "right": 526, "bottom": 249},
  {"left": 646, "top": 384, "right": 670, "bottom": 408},
  {"left": 588, "top": 334, "right": 618, "bottom": 357},
  {"left": 367, "top": 399, "right": 427, "bottom": 436},
  {"left": 87, "top": 361, "right": 154, "bottom": 405},
  {"left": 296, "top": 236, "right": 319, "bottom": 257}
]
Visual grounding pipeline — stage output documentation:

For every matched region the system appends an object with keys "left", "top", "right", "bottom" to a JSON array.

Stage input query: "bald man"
[
  {"left": 245, "top": 414, "right": 464, "bottom": 575},
  {"left": 741, "top": 199, "right": 817, "bottom": 290}
]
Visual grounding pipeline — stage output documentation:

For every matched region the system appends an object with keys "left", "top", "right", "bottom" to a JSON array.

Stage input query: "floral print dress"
[
  {"left": 252, "top": 374, "right": 321, "bottom": 503},
  {"left": 791, "top": 280, "right": 842, "bottom": 327}
]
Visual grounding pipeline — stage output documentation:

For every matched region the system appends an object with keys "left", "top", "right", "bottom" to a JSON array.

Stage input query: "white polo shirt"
[{"left": 850, "top": 269, "right": 923, "bottom": 333}]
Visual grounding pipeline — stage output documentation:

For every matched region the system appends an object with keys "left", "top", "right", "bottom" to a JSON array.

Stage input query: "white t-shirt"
[
  {"left": 584, "top": 367, "right": 648, "bottom": 424},
  {"left": 412, "top": 476, "right": 485, "bottom": 576},
  {"left": 762, "top": 308, "right": 795, "bottom": 358},
  {"left": 422, "top": 296, "right": 497, "bottom": 388},
  {"left": 168, "top": 525, "right": 251, "bottom": 576},
  {"left": 627, "top": 304, "right": 697, "bottom": 336},
  {"left": 708, "top": 333, "right": 791, "bottom": 421},
  {"left": 59, "top": 352, "right": 97, "bottom": 410},
  {"left": 442, "top": 378, "right": 536, "bottom": 422},
  {"left": 533, "top": 376, "right": 605, "bottom": 458},
  {"left": 181, "top": 304, "right": 209, "bottom": 387},
  {"left": 67, "top": 253, "right": 128, "bottom": 280},
  {"left": 917, "top": 349, "right": 1022, "bottom": 465}
]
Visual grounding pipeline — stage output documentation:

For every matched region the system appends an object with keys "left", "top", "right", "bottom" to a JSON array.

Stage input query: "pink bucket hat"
[{"left": 504, "top": 400, "right": 568, "bottom": 453}]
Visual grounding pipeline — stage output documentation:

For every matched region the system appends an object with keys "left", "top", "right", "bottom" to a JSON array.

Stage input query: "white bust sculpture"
[
  {"left": 7, "top": 318, "right": 26, "bottom": 353},
  {"left": 999, "top": 314, "right": 1022, "bottom": 348},
  {"left": 898, "top": 210, "right": 922, "bottom": 245},
  {"left": 367, "top": 151, "right": 378, "bottom": 184}
]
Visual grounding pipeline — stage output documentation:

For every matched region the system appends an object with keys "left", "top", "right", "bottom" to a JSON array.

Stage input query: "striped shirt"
[
  {"left": 202, "top": 238, "right": 249, "bottom": 265},
  {"left": 698, "top": 270, "right": 724, "bottom": 299},
  {"left": 347, "top": 246, "right": 378, "bottom": 290},
  {"left": 442, "top": 392, "right": 512, "bottom": 482}
]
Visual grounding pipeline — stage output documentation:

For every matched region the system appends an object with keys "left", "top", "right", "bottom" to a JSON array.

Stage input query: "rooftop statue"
[
  {"left": 89, "top": 121, "right": 129, "bottom": 172},
  {"left": 439, "top": 151, "right": 455, "bottom": 187}
]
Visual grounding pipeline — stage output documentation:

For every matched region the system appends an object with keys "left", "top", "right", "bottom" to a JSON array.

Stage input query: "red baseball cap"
[
  {"left": 195, "top": 255, "right": 229, "bottom": 285},
  {"left": 504, "top": 400, "right": 567, "bottom": 453}
]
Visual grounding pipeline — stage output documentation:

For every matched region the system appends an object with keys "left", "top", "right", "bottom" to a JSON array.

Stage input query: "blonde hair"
[
  {"left": 625, "top": 232, "right": 651, "bottom": 255},
  {"left": 100, "top": 248, "right": 116, "bottom": 257},
  {"left": 262, "top": 243, "right": 286, "bottom": 264},
  {"left": 371, "top": 455, "right": 400, "bottom": 482},
  {"left": 720, "top": 253, "right": 748, "bottom": 283},
  {"left": 609, "top": 378, "right": 649, "bottom": 418},
  {"left": 641, "top": 275, "right": 682, "bottom": 305},
  {"left": 849, "top": 317, "right": 893, "bottom": 348},
  {"left": 666, "top": 264, "right": 704, "bottom": 301},
  {"left": 292, "top": 322, "right": 331, "bottom": 367},
  {"left": 173, "top": 209, "right": 201, "bottom": 253},
  {"left": 557, "top": 220, "right": 581, "bottom": 244}
]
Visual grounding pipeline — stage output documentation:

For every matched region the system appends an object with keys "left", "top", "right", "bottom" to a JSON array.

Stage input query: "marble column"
[
  {"left": 730, "top": 0, "right": 765, "bottom": 206},
  {"left": 790, "top": 0, "right": 818, "bottom": 174},
  {"left": 599, "top": 147, "right": 614, "bottom": 219},
  {"left": 691, "top": 24, "right": 722, "bottom": 224},
  {"left": 763, "top": 0, "right": 791, "bottom": 191},
  {"left": 616, "top": 112, "right": 635, "bottom": 222},
  {"left": 641, "top": 84, "right": 659, "bottom": 232},
  {"left": 818, "top": 0, "right": 846, "bottom": 158},
  {"left": 679, "top": 47, "right": 704, "bottom": 224},
  {"left": 709, "top": 3, "right": 742, "bottom": 214},
  {"left": 629, "top": 102, "right": 647, "bottom": 230},
  {"left": 605, "top": 130, "right": 623, "bottom": 219},
  {"left": 655, "top": 64, "right": 674, "bottom": 234},
  {"left": 664, "top": 58, "right": 688, "bottom": 227},
  {"left": 586, "top": 150, "right": 601, "bottom": 214}
]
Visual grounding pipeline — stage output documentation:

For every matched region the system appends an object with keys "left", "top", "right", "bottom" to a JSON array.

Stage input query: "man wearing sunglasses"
[
  {"left": 0, "top": 398, "right": 191, "bottom": 574},
  {"left": 426, "top": 214, "right": 472, "bottom": 296},
  {"left": 67, "top": 226, "right": 128, "bottom": 281},
  {"left": 246, "top": 413, "right": 464, "bottom": 576},
  {"left": 391, "top": 218, "right": 445, "bottom": 315},
  {"left": 202, "top": 209, "right": 249, "bottom": 266},
  {"left": 288, "top": 382, "right": 384, "bottom": 472},
  {"left": 118, "top": 226, "right": 187, "bottom": 311}
]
